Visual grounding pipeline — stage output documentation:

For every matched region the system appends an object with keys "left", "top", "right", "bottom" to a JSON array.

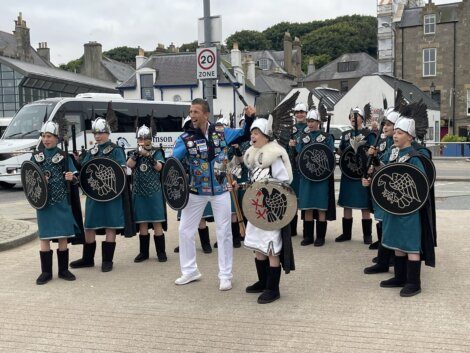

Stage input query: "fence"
[{"left": 426, "top": 142, "right": 470, "bottom": 157}]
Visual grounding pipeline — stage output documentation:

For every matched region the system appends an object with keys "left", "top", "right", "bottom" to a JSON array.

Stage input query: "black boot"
[
  {"left": 134, "top": 234, "right": 150, "bottom": 263},
  {"left": 301, "top": 221, "right": 314, "bottom": 246},
  {"left": 314, "top": 221, "right": 327, "bottom": 247},
  {"left": 232, "top": 222, "right": 241, "bottom": 248},
  {"left": 335, "top": 218, "right": 353, "bottom": 242},
  {"left": 369, "top": 222, "right": 382, "bottom": 250},
  {"left": 257, "top": 266, "right": 281, "bottom": 304},
  {"left": 154, "top": 234, "right": 167, "bottom": 262},
  {"left": 101, "top": 241, "right": 116, "bottom": 272},
  {"left": 362, "top": 219, "right": 373, "bottom": 245},
  {"left": 57, "top": 249, "right": 76, "bottom": 281},
  {"left": 70, "top": 241, "right": 96, "bottom": 268},
  {"left": 36, "top": 250, "right": 53, "bottom": 285},
  {"left": 380, "top": 255, "right": 407, "bottom": 287},
  {"left": 364, "top": 244, "right": 393, "bottom": 274},
  {"left": 198, "top": 227, "right": 212, "bottom": 254},
  {"left": 246, "top": 258, "right": 269, "bottom": 293},
  {"left": 290, "top": 214, "right": 298, "bottom": 236},
  {"left": 400, "top": 260, "right": 422, "bottom": 297}
]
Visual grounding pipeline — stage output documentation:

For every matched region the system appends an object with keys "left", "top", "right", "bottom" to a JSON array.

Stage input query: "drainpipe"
[{"left": 452, "top": 21, "right": 456, "bottom": 135}]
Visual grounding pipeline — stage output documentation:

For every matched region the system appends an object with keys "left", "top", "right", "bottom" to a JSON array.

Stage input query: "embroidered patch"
[
  {"left": 52, "top": 153, "right": 64, "bottom": 164},
  {"left": 186, "top": 140, "right": 194, "bottom": 148},
  {"left": 302, "top": 135, "right": 311, "bottom": 144},
  {"left": 316, "top": 134, "right": 326, "bottom": 143},
  {"left": 34, "top": 152, "right": 45, "bottom": 163},
  {"left": 140, "top": 164, "right": 148, "bottom": 172}
]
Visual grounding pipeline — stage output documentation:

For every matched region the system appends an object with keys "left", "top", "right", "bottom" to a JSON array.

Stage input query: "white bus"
[{"left": 0, "top": 94, "right": 189, "bottom": 188}]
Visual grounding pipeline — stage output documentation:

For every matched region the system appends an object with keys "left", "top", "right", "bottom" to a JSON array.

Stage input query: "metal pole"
[{"left": 203, "top": 0, "right": 214, "bottom": 121}]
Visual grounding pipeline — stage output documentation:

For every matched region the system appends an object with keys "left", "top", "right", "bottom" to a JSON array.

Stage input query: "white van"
[
  {"left": 0, "top": 117, "right": 12, "bottom": 138},
  {"left": 0, "top": 94, "right": 189, "bottom": 188}
]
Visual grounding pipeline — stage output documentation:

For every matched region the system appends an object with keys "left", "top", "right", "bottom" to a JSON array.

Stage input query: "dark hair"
[{"left": 191, "top": 98, "right": 210, "bottom": 113}]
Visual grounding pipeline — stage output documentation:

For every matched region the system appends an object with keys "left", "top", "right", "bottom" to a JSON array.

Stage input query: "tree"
[
  {"left": 59, "top": 57, "right": 83, "bottom": 72},
  {"left": 225, "top": 30, "right": 271, "bottom": 51},
  {"left": 103, "top": 46, "right": 139, "bottom": 63},
  {"left": 179, "top": 41, "right": 198, "bottom": 53}
]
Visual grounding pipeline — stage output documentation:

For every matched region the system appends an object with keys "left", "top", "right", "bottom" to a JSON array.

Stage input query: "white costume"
[{"left": 243, "top": 140, "right": 293, "bottom": 255}]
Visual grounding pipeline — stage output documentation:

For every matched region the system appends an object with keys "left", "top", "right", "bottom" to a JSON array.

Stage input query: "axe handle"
[
  {"left": 364, "top": 122, "right": 385, "bottom": 179},
  {"left": 226, "top": 170, "right": 246, "bottom": 237}
]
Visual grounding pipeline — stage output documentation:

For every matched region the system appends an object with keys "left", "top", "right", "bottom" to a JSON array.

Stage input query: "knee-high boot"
[
  {"left": 134, "top": 234, "right": 150, "bottom": 263},
  {"left": 154, "top": 234, "right": 167, "bottom": 262},
  {"left": 400, "top": 260, "right": 422, "bottom": 297},
  {"left": 380, "top": 255, "right": 407, "bottom": 288},
  {"left": 101, "top": 241, "right": 116, "bottom": 272},
  {"left": 198, "top": 227, "right": 212, "bottom": 254},
  {"left": 232, "top": 222, "right": 241, "bottom": 248},
  {"left": 364, "top": 244, "right": 393, "bottom": 274},
  {"left": 246, "top": 258, "right": 269, "bottom": 293},
  {"left": 314, "top": 221, "right": 327, "bottom": 247},
  {"left": 362, "top": 219, "right": 373, "bottom": 245},
  {"left": 36, "top": 250, "right": 53, "bottom": 285},
  {"left": 70, "top": 241, "right": 96, "bottom": 268},
  {"left": 57, "top": 249, "right": 76, "bottom": 281},
  {"left": 335, "top": 218, "right": 352, "bottom": 242},
  {"left": 257, "top": 266, "right": 281, "bottom": 304},
  {"left": 369, "top": 222, "right": 382, "bottom": 250},
  {"left": 301, "top": 221, "right": 314, "bottom": 246}
]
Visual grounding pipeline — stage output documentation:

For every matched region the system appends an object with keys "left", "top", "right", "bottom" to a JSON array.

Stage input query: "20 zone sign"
[{"left": 196, "top": 47, "right": 217, "bottom": 80}]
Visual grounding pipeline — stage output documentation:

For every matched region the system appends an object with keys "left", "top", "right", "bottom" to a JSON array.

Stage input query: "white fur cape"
[{"left": 244, "top": 140, "right": 293, "bottom": 183}]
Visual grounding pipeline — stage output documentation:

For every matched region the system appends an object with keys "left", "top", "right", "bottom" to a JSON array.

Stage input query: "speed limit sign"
[{"left": 196, "top": 47, "right": 218, "bottom": 80}]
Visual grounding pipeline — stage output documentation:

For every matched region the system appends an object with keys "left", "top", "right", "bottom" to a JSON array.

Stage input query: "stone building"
[{"left": 386, "top": 0, "right": 470, "bottom": 136}]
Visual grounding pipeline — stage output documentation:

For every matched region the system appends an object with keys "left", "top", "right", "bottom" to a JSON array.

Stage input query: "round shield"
[
  {"left": 162, "top": 157, "right": 189, "bottom": 210},
  {"left": 371, "top": 163, "right": 429, "bottom": 216},
  {"left": 339, "top": 145, "right": 368, "bottom": 180},
  {"left": 298, "top": 143, "right": 335, "bottom": 181},
  {"left": 242, "top": 179, "right": 298, "bottom": 231},
  {"left": 79, "top": 157, "right": 126, "bottom": 202},
  {"left": 21, "top": 160, "right": 48, "bottom": 210},
  {"left": 420, "top": 155, "right": 436, "bottom": 188}
]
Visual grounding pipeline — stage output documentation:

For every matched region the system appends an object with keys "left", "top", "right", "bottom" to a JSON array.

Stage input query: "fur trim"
[{"left": 244, "top": 140, "right": 293, "bottom": 183}]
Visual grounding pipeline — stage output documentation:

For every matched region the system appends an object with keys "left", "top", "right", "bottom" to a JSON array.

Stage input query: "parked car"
[{"left": 328, "top": 124, "right": 351, "bottom": 163}]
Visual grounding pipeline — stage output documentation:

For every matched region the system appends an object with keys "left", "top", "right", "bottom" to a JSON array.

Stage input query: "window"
[
  {"left": 467, "top": 90, "right": 470, "bottom": 116},
  {"left": 340, "top": 80, "right": 349, "bottom": 92},
  {"left": 140, "top": 74, "right": 154, "bottom": 100},
  {"left": 337, "top": 61, "right": 358, "bottom": 73},
  {"left": 423, "top": 48, "right": 436, "bottom": 77},
  {"left": 424, "top": 14, "right": 436, "bottom": 34},
  {"left": 258, "top": 58, "right": 269, "bottom": 70}
]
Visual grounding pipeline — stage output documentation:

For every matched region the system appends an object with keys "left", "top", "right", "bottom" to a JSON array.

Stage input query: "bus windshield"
[{"left": 2, "top": 102, "right": 57, "bottom": 140}]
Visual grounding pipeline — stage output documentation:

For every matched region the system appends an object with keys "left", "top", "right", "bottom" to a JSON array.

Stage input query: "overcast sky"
[{"left": 0, "top": 0, "right": 460, "bottom": 65}]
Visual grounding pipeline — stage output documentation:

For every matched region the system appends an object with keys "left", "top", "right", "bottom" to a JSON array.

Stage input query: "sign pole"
[{"left": 203, "top": 0, "right": 214, "bottom": 121}]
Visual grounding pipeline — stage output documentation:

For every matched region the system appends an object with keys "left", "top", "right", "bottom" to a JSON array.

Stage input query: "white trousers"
[{"left": 179, "top": 192, "right": 233, "bottom": 280}]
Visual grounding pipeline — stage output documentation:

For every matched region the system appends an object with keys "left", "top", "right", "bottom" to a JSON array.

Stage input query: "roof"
[
  {"left": 0, "top": 56, "right": 117, "bottom": 91},
  {"left": 0, "top": 30, "right": 54, "bottom": 68},
  {"left": 302, "top": 52, "right": 378, "bottom": 82},
  {"left": 118, "top": 53, "right": 259, "bottom": 94},
  {"left": 378, "top": 74, "right": 440, "bottom": 110},
  {"left": 101, "top": 56, "right": 135, "bottom": 82},
  {"left": 312, "top": 87, "right": 344, "bottom": 110},
  {"left": 255, "top": 75, "right": 295, "bottom": 94},
  {"left": 400, "top": 3, "right": 460, "bottom": 28}
]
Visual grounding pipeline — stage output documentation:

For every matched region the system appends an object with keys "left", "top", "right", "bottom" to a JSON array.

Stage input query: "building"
[
  {"left": 78, "top": 42, "right": 135, "bottom": 85},
  {"left": 118, "top": 47, "right": 259, "bottom": 124},
  {"left": 381, "top": 0, "right": 470, "bottom": 136},
  {"left": 301, "top": 53, "right": 378, "bottom": 93},
  {"left": 0, "top": 13, "right": 117, "bottom": 118}
]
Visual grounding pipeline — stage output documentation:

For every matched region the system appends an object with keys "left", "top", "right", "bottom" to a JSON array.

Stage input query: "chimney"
[
  {"left": 293, "top": 36, "right": 302, "bottom": 78},
  {"left": 283, "top": 32, "right": 293, "bottom": 75},
  {"left": 13, "top": 12, "right": 32, "bottom": 63},
  {"left": 82, "top": 41, "right": 103, "bottom": 78},
  {"left": 37, "top": 42, "right": 51, "bottom": 63},
  {"left": 155, "top": 43, "right": 166, "bottom": 53},
  {"left": 135, "top": 46, "right": 146, "bottom": 69},
  {"left": 231, "top": 42, "right": 241, "bottom": 68},
  {"left": 246, "top": 55, "right": 255, "bottom": 86},
  {"left": 307, "top": 57, "right": 315, "bottom": 76},
  {"left": 168, "top": 42, "right": 176, "bottom": 53}
]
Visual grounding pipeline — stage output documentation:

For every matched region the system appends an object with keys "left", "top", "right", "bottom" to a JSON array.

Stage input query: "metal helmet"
[
  {"left": 384, "top": 107, "right": 400, "bottom": 124},
  {"left": 250, "top": 116, "right": 273, "bottom": 138},
  {"left": 40, "top": 121, "right": 59, "bottom": 136},
  {"left": 182, "top": 116, "right": 191, "bottom": 129},
  {"left": 91, "top": 118, "right": 111, "bottom": 133},
  {"left": 137, "top": 124, "right": 152, "bottom": 140},
  {"left": 294, "top": 103, "right": 307, "bottom": 112},
  {"left": 216, "top": 115, "right": 230, "bottom": 127},
  {"left": 394, "top": 117, "right": 416, "bottom": 138},
  {"left": 352, "top": 107, "right": 365, "bottom": 118},
  {"left": 306, "top": 109, "right": 321, "bottom": 121}
]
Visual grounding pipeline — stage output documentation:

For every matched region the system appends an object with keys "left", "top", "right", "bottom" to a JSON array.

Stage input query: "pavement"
[{"left": 1, "top": 158, "right": 469, "bottom": 352}]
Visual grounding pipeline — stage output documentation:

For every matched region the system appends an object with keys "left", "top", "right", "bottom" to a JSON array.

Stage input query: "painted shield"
[
  {"left": 298, "top": 143, "right": 336, "bottom": 181},
  {"left": 21, "top": 160, "right": 48, "bottom": 210},
  {"left": 371, "top": 163, "right": 429, "bottom": 216},
  {"left": 339, "top": 145, "right": 369, "bottom": 180},
  {"left": 162, "top": 157, "right": 189, "bottom": 210},
  {"left": 242, "top": 179, "right": 297, "bottom": 231},
  {"left": 79, "top": 157, "right": 126, "bottom": 202}
]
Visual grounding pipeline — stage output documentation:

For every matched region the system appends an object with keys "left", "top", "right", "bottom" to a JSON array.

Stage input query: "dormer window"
[
  {"left": 258, "top": 58, "right": 269, "bottom": 70},
  {"left": 337, "top": 61, "right": 358, "bottom": 73},
  {"left": 424, "top": 14, "right": 436, "bottom": 34}
]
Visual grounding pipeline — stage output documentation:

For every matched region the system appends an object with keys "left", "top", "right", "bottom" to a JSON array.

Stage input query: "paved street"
[{"left": 0, "top": 159, "right": 469, "bottom": 352}]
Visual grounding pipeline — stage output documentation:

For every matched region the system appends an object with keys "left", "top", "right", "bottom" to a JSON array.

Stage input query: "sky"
[{"left": 0, "top": 0, "right": 461, "bottom": 65}]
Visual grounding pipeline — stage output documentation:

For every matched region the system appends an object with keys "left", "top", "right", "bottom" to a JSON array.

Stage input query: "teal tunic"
[
  {"left": 338, "top": 129, "right": 376, "bottom": 209},
  {"left": 83, "top": 141, "right": 126, "bottom": 230},
  {"left": 381, "top": 146, "right": 424, "bottom": 253},
  {"left": 296, "top": 130, "right": 335, "bottom": 210},
  {"left": 33, "top": 147, "right": 79, "bottom": 240},
  {"left": 132, "top": 149, "right": 166, "bottom": 223},
  {"left": 372, "top": 136, "right": 394, "bottom": 221},
  {"left": 289, "top": 122, "right": 307, "bottom": 199}
]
